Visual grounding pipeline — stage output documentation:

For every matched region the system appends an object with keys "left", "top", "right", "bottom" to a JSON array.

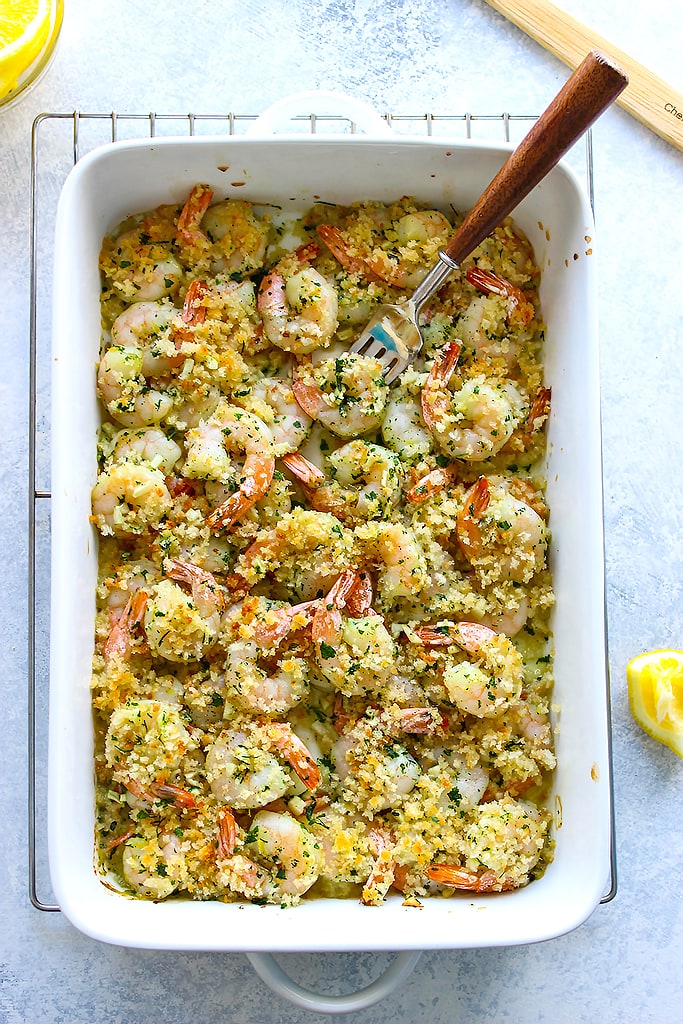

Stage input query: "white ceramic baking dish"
[{"left": 48, "top": 92, "right": 612, "bottom": 1011}]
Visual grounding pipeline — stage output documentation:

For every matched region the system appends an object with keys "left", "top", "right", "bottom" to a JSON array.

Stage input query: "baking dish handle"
[
  {"left": 246, "top": 949, "right": 421, "bottom": 1015},
  {"left": 245, "top": 90, "right": 394, "bottom": 137}
]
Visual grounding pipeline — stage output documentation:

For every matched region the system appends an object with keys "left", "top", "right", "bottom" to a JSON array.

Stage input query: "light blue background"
[{"left": 2, "top": 1, "right": 682, "bottom": 1021}]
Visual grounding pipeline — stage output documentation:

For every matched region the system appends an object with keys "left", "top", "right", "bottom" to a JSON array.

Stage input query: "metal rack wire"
[{"left": 28, "top": 108, "right": 612, "bottom": 914}]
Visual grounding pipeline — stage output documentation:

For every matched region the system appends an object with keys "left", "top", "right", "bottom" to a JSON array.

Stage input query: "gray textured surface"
[{"left": 2, "top": 0, "right": 682, "bottom": 1021}]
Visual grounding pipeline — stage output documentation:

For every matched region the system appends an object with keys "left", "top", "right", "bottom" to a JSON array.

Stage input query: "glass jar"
[{"left": 0, "top": 0, "right": 64, "bottom": 110}]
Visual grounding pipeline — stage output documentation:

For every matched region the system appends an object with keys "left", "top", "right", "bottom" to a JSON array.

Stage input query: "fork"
[{"left": 350, "top": 50, "right": 628, "bottom": 382}]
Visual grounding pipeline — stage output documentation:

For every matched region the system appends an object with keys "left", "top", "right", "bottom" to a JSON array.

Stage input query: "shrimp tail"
[
  {"left": 345, "top": 571, "right": 375, "bottom": 617},
  {"left": 456, "top": 476, "right": 490, "bottom": 557},
  {"left": 411, "top": 620, "right": 497, "bottom": 654},
  {"left": 207, "top": 488, "right": 260, "bottom": 531},
  {"left": 105, "top": 826, "right": 137, "bottom": 854},
  {"left": 181, "top": 279, "right": 209, "bottom": 324},
  {"left": 264, "top": 721, "right": 321, "bottom": 792},
  {"left": 207, "top": 462, "right": 275, "bottom": 531},
  {"left": 217, "top": 807, "right": 237, "bottom": 859},
  {"left": 281, "top": 449, "right": 352, "bottom": 520},
  {"left": 165, "top": 558, "right": 226, "bottom": 614},
  {"left": 122, "top": 776, "right": 196, "bottom": 809},
  {"left": 398, "top": 707, "right": 448, "bottom": 735},
  {"left": 466, "top": 266, "right": 534, "bottom": 326},
  {"left": 427, "top": 864, "right": 514, "bottom": 892},
  {"left": 104, "top": 589, "right": 148, "bottom": 661},
  {"left": 317, "top": 224, "right": 399, "bottom": 287},
  {"left": 251, "top": 599, "right": 318, "bottom": 647},
  {"left": 281, "top": 451, "right": 326, "bottom": 489},
  {"left": 294, "top": 241, "right": 320, "bottom": 264},
  {"left": 410, "top": 624, "right": 456, "bottom": 647},
  {"left": 176, "top": 183, "right": 213, "bottom": 249},
  {"left": 405, "top": 464, "right": 458, "bottom": 504},
  {"left": 148, "top": 782, "right": 197, "bottom": 809},
  {"left": 172, "top": 278, "right": 210, "bottom": 345},
  {"left": 360, "top": 827, "right": 395, "bottom": 906},
  {"left": 420, "top": 340, "right": 463, "bottom": 431},
  {"left": 448, "top": 620, "right": 497, "bottom": 654},
  {"left": 328, "top": 569, "right": 359, "bottom": 606},
  {"left": 290, "top": 357, "right": 326, "bottom": 420},
  {"left": 522, "top": 386, "right": 552, "bottom": 448},
  {"left": 317, "top": 224, "right": 375, "bottom": 279}
]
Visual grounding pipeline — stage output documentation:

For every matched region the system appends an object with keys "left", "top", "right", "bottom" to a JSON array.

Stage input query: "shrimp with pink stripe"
[
  {"left": 317, "top": 206, "right": 452, "bottom": 290},
  {"left": 311, "top": 570, "right": 396, "bottom": 697},
  {"left": 182, "top": 398, "right": 275, "bottom": 530},
  {"left": 175, "top": 183, "right": 270, "bottom": 303},
  {"left": 427, "top": 796, "right": 549, "bottom": 892},
  {"left": 411, "top": 620, "right": 523, "bottom": 718},
  {"left": 142, "top": 559, "right": 225, "bottom": 663},
  {"left": 421, "top": 341, "right": 527, "bottom": 462},
  {"left": 258, "top": 242, "right": 338, "bottom": 353},
  {"left": 283, "top": 439, "right": 403, "bottom": 523},
  {"left": 205, "top": 720, "right": 321, "bottom": 810},
  {"left": 456, "top": 476, "right": 548, "bottom": 585},
  {"left": 222, "top": 596, "right": 318, "bottom": 715},
  {"left": 291, "top": 350, "right": 388, "bottom": 437},
  {"left": 100, "top": 212, "right": 182, "bottom": 303},
  {"left": 92, "top": 190, "right": 557, "bottom": 908}
]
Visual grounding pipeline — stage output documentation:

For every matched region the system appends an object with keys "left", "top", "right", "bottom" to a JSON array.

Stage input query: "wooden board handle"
[
  {"left": 443, "top": 50, "right": 627, "bottom": 266},
  {"left": 483, "top": 0, "right": 683, "bottom": 153}
]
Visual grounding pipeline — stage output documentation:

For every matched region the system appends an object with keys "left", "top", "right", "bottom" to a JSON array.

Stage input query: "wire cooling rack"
[{"left": 28, "top": 109, "right": 613, "bottom": 914}]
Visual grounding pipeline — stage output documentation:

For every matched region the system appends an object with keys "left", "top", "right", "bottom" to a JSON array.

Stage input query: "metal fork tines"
[
  {"left": 350, "top": 318, "right": 413, "bottom": 384},
  {"left": 349, "top": 254, "right": 458, "bottom": 383}
]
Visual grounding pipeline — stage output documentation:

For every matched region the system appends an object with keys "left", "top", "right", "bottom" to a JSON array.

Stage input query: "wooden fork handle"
[{"left": 442, "top": 50, "right": 628, "bottom": 266}]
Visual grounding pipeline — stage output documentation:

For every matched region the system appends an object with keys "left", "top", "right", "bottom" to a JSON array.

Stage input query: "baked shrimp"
[{"left": 92, "top": 185, "right": 555, "bottom": 907}]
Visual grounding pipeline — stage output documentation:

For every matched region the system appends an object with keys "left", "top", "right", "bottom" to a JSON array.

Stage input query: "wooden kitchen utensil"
[
  {"left": 483, "top": 0, "right": 683, "bottom": 153},
  {"left": 349, "top": 50, "right": 628, "bottom": 382}
]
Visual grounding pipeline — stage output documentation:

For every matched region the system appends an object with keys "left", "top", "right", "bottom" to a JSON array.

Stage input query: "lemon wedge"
[
  {"left": 627, "top": 649, "right": 683, "bottom": 757},
  {"left": 0, "top": 0, "right": 52, "bottom": 99}
]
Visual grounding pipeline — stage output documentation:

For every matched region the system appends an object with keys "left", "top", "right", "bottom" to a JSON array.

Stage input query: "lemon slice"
[
  {"left": 0, "top": 0, "right": 52, "bottom": 98},
  {"left": 627, "top": 649, "right": 683, "bottom": 757}
]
